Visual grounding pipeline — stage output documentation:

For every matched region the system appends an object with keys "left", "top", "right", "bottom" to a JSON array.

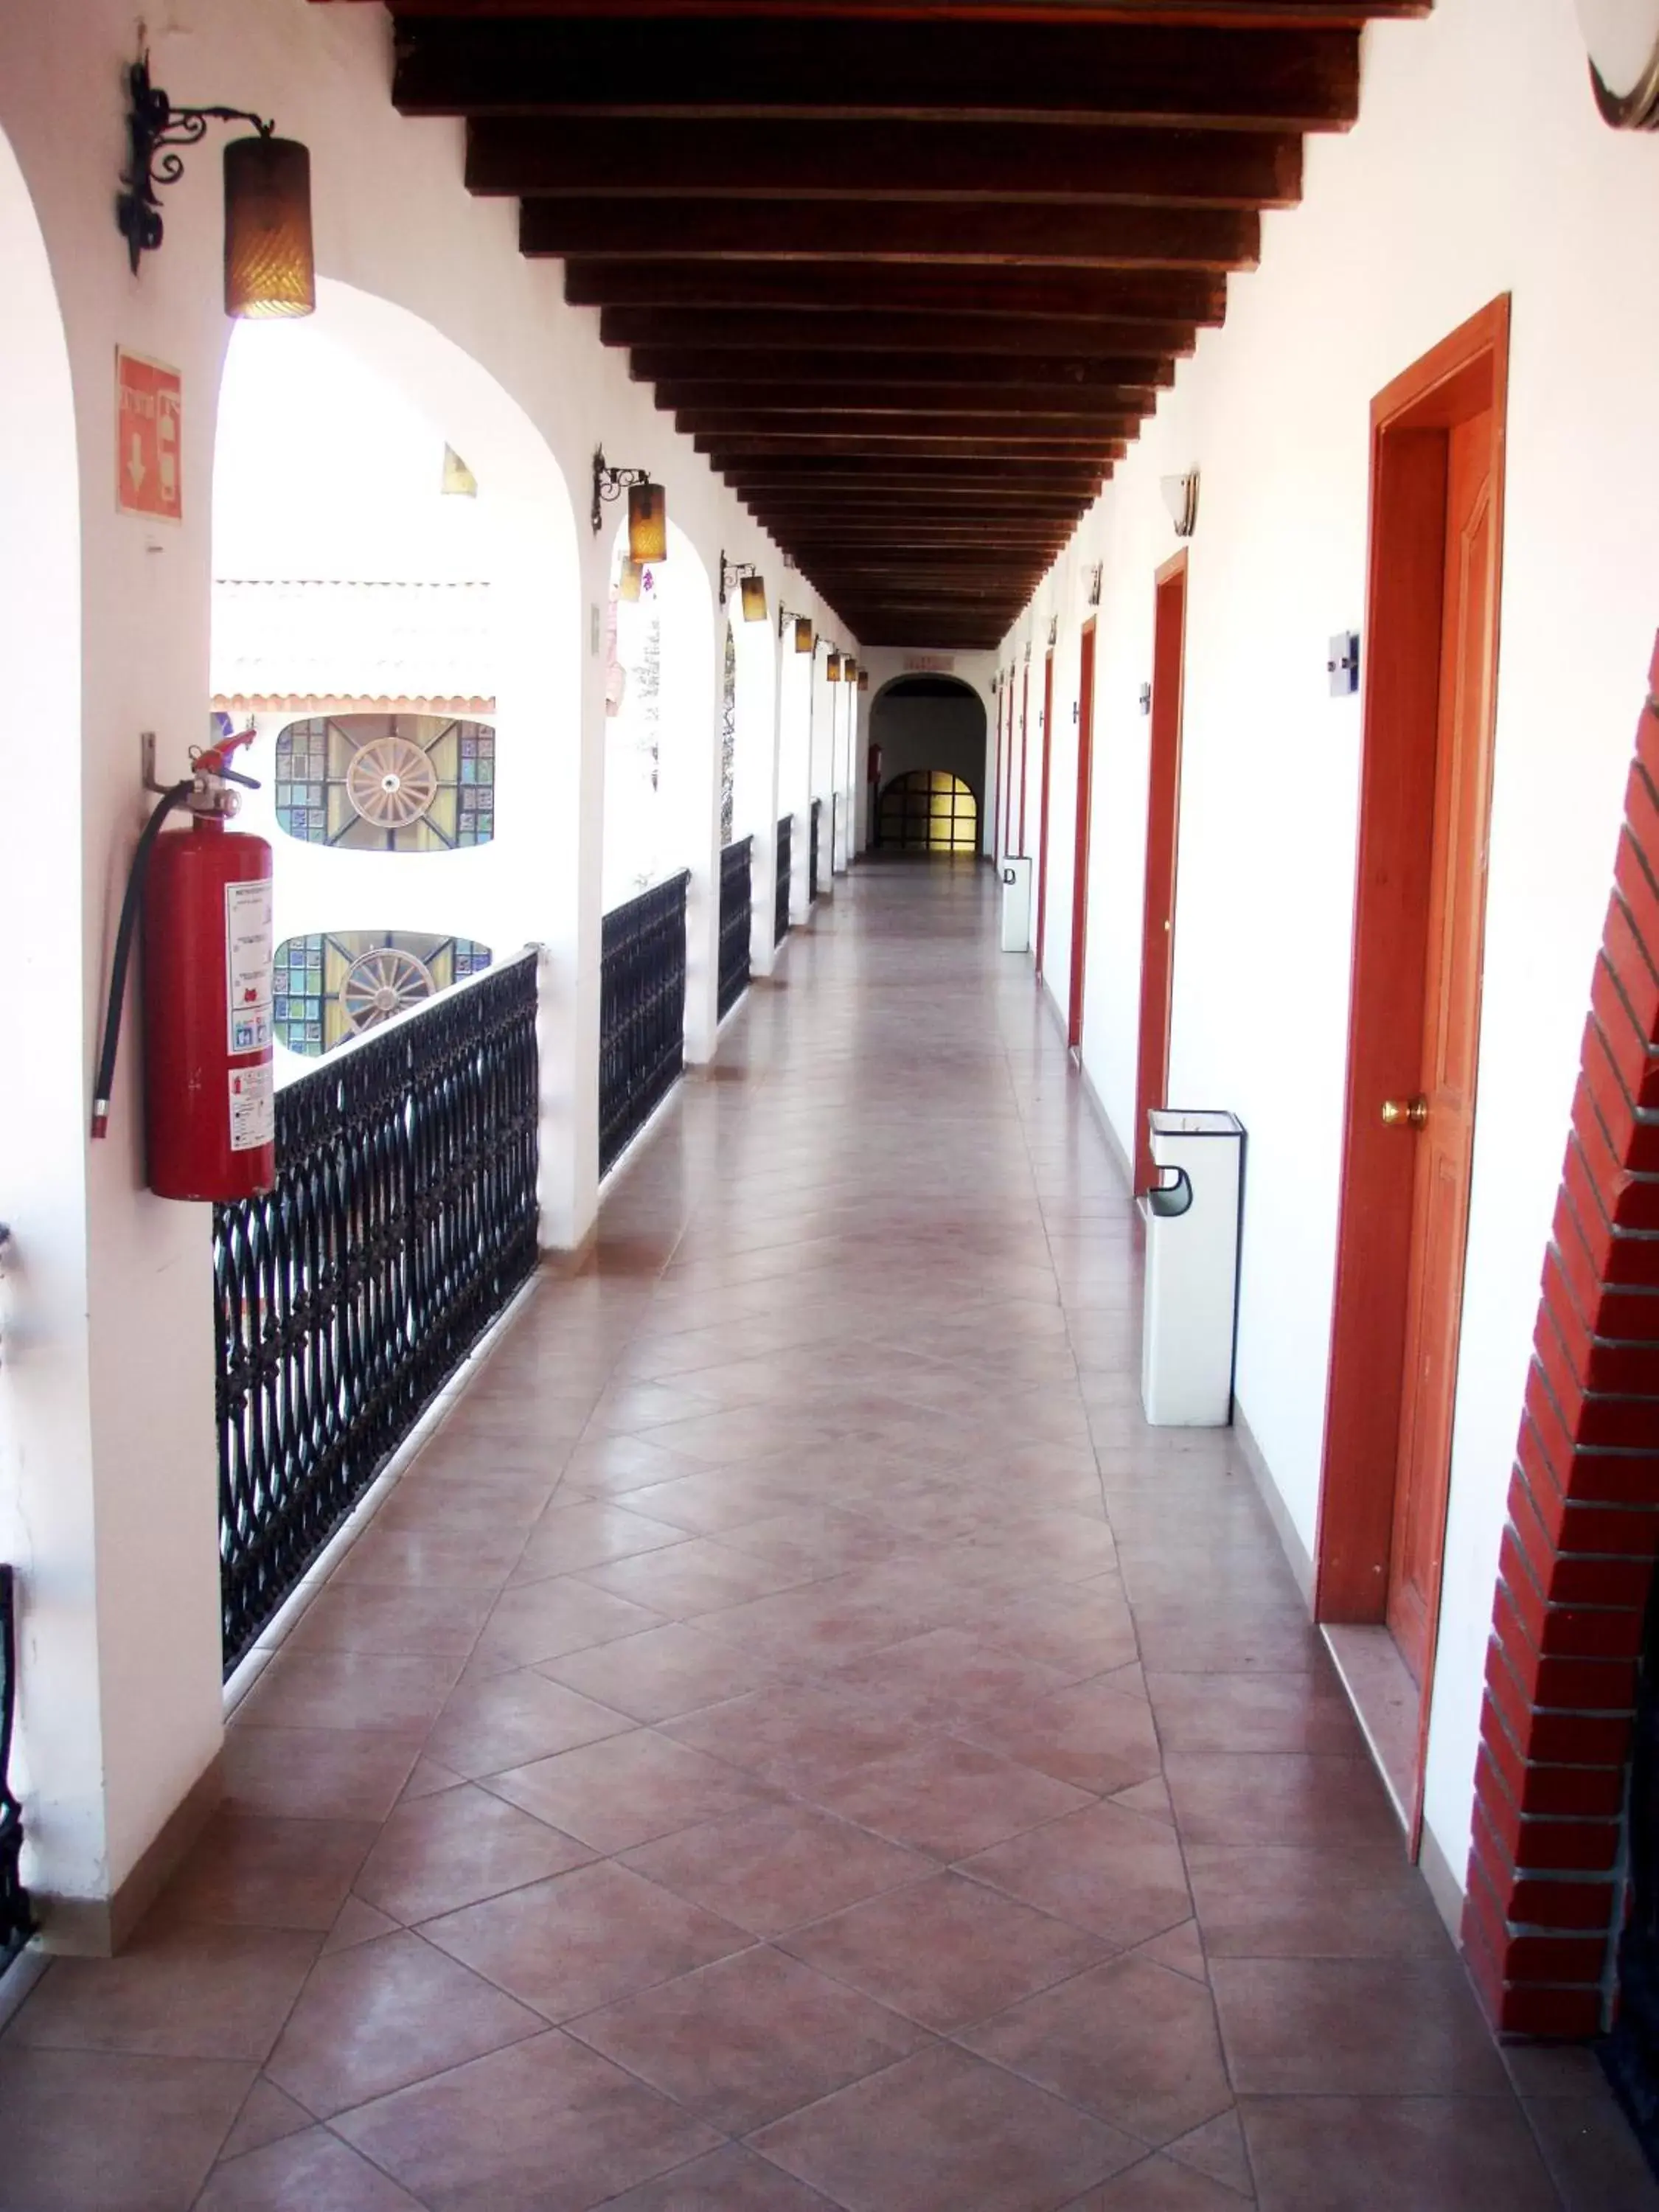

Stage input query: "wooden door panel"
[
  {"left": 1133, "top": 554, "right": 1188, "bottom": 1193},
  {"left": 1386, "top": 408, "right": 1495, "bottom": 1685}
]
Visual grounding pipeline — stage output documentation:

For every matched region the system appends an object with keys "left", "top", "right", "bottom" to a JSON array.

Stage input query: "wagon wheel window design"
[
  {"left": 274, "top": 931, "right": 493, "bottom": 1057},
  {"left": 274, "top": 714, "right": 495, "bottom": 853}
]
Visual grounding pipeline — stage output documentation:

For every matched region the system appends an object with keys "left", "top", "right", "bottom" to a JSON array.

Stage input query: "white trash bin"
[
  {"left": 1000, "top": 856, "right": 1032, "bottom": 953},
  {"left": 1138, "top": 1108, "right": 1245, "bottom": 1427}
]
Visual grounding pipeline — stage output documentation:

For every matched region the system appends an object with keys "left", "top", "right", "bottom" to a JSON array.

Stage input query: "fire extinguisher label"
[
  {"left": 225, "top": 879, "right": 274, "bottom": 1055},
  {"left": 228, "top": 1062, "right": 274, "bottom": 1153}
]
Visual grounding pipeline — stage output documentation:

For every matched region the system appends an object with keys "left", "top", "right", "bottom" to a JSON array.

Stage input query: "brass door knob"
[{"left": 1381, "top": 1095, "right": 1428, "bottom": 1130}]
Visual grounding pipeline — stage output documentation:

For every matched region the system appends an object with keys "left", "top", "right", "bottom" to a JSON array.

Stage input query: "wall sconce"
[
  {"left": 1086, "top": 563, "right": 1103, "bottom": 609},
  {"left": 826, "top": 650, "right": 844, "bottom": 684},
  {"left": 1579, "top": 3, "right": 1659, "bottom": 127},
  {"left": 1048, "top": 616, "right": 1059, "bottom": 650},
  {"left": 1161, "top": 472, "right": 1200, "bottom": 538},
  {"left": 844, "top": 658, "right": 859, "bottom": 686},
  {"left": 780, "top": 608, "right": 814, "bottom": 653},
  {"left": 858, "top": 669, "right": 870, "bottom": 693},
  {"left": 618, "top": 558, "right": 644, "bottom": 604},
  {"left": 592, "top": 446, "right": 667, "bottom": 556},
  {"left": 720, "top": 552, "right": 768, "bottom": 622},
  {"left": 116, "top": 52, "right": 314, "bottom": 317}
]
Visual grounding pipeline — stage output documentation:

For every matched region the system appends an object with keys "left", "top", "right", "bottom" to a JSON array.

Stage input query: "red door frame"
[
  {"left": 1314, "top": 296, "right": 1509, "bottom": 1841},
  {"left": 1035, "top": 650, "right": 1056, "bottom": 976},
  {"left": 1068, "top": 622, "right": 1097, "bottom": 1051},
  {"left": 1133, "top": 551, "right": 1189, "bottom": 1194},
  {"left": 1018, "top": 664, "right": 1030, "bottom": 852}
]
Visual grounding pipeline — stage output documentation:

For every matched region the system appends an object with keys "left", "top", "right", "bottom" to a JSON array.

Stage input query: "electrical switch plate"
[
  {"left": 1328, "top": 631, "right": 1360, "bottom": 696},
  {"left": 1139, "top": 684, "right": 1153, "bottom": 714}
]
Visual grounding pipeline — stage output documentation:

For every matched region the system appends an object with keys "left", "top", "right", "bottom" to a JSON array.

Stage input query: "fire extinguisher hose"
[{"left": 90, "top": 780, "right": 195, "bottom": 1141}]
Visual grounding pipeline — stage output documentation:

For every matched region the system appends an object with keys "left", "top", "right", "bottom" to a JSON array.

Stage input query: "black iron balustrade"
[
  {"left": 214, "top": 950, "right": 540, "bottom": 1672},
  {"left": 775, "top": 816, "right": 793, "bottom": 947},
  {"left": 601, "top": 872, "right": 689, "bottom": 1177},
  {"left": 810, "top": 798, "right": 822, "bottom": 902},
  {"left": 0, "top": 1565, "right": 34, "bottom": 1968},
  {"left": 718, "top": 836, "right": 753, "bottom": 1023}
]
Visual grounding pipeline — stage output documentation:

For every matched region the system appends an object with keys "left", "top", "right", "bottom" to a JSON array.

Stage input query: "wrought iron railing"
[
  {"left": 214, "top": 951, "right": 540, "bottom": 1671},
  {"left": 0, "top": 1565, "right": 33, "bottom": 1967},
  {"left": 810, "top": 798, "right": 823, "bottom": 902},
  {"left": 775, "top": 816, "right": 793, "bottom": 946},
  {"left": 718, "top": 837, "right": 753, "bottom": 1022},
  {"left": 601, "top": 873, "right": 689, "bottom": 1176}
]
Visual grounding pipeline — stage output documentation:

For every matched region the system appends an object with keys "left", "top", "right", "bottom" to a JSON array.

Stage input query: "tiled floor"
[{"left": 3, "top": 858, "right": 1655, "bottom": 2211}]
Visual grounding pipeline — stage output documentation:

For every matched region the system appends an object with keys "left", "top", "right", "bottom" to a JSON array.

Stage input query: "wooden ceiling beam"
[
  {"left": 393, "top": 18, "right": 1361, "bottom": 131},
  {"left": 386, "top": 7, "right": 1424, "bottom": 28},
  {"left": 568, "top": 260, "right": 1228, "bottom": 319},
  {"left": 722, "top": 456, "right": 1106, "bottom": 481},
  {"left": 637, "top": 349, "right": 1174, "bottom": 389},
  {"left": 667, "top": 386, "right": 1151, "bottom": 418},
  {"left": 468, "top": 116, "right": 1301, "bottom": 206},
  {"left": 601, "top": 307, "right": 1202, "bottom": 355},
  {"left": 698, "top": 431, "right": 1128, "bottom": 456},
  {"left": 522, "top": 198, "right": 1258, "bottom": 268}
]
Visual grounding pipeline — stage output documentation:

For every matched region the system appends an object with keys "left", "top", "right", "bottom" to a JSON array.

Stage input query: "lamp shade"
[
  {"left": 858, "top": 669, "right": 870, "bottom": 692},
  {"left": 618, "top": 557, "right": 644, "bottom": 604},
  {"left": 627, "top": 480, "right": 667, "bottom": 563},
  {"left": 794, "top": 616, "right": 814, "bottom": 655},
  {"left": 844, "top": 658, "right": 858, "bottom": 685},
  {"left": 826, "top": 651, "right": 843, "bottom": 683},
  {"left": 223, "top": 135, "right": 314, "bottom": 319},
  {"left": 740, "top": 574, "right": 768, "bottom": 623}
]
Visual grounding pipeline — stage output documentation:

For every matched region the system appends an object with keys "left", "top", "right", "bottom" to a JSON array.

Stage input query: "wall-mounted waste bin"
[
  {"left": 1001, "top": 856, "right": 1032, "bottom": 953},
  {"left": 1139, "top": 1108, "right": 1245, "bottom": 1427}
]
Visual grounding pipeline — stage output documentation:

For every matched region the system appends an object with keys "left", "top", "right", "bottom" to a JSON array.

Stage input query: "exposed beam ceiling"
[{"left": 383, "top": 1, "right": 1430, "bottom": 646}]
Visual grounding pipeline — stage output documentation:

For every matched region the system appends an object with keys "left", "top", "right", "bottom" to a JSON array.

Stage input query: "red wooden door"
[
  {"left": 1067, "top": 623, "right": 1096, "bottom": 1050},
  {"left": 1133, "top": 553, "right": 1188, "bottom": 1193},
  {"left": 1035, "top": 650, "right": 1055, "bottom": 975},
  {"left": 1386, "top": 408, "right": 1497, "bottom": 1683},
  {"left": 1018, "top": 665, "right": 1030, "bottom": 852}
]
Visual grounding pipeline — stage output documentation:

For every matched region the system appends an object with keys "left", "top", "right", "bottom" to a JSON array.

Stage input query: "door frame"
[
  {"left": 1035, "top": 648, "right": 1056, "bottom": 975},
  {"left": 1314, "top": 295, "right": 1510, "bottom": 1834},
  {"left": 1018, "top": 663, "right": 1031, "bottom": 853},
  {"left": 1068, "top": 620, "right": 1097, "bottom": 1050},
  {"left": 1133, "top": 550, "right": 1189, "bottom": 1193}
]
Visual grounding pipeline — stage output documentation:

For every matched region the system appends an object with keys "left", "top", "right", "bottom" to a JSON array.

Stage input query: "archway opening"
[{"left": 869, "top": 675, "right": 987, "bottom": 855}]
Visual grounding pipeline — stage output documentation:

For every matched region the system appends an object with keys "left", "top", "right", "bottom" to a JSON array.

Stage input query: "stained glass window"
[
  {"left": 274, "top": 931, "right": 493, "bottom": 1057},
  {"left": 273, "top": 715, "right": 495, "bottom": 853}
]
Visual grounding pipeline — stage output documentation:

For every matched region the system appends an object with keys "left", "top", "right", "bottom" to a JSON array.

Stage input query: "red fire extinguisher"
[{"left": 91, "top": 731, "right": 276, "bottom": 1202}]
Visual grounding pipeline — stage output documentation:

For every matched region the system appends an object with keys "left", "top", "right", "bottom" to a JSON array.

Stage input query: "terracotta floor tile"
[
  {"left": 1165, "top": 2107, "right": 1255, "bottom": 2197},
  {"left": 196, "top": 2124, "right": 427, "bottom": 2210},
  {"left": 538, "top": 1619, "right": 791, "bottom": 1721},
  {"left": 751, "top": 2040, "right": 1141, "bottom": 2212},
  {"left": 1144, "top": 1673, "right": 1361, "bottom": 1758},
  {"left": 1524, "top": 2090, "right": 1659, "bottom": 2208},
  {"left": 824, "top": 1626, "right": 1076, "bottom": 1733},
  {"left": 484, "top": 1725, "right": 775, "bottom": 1851},
  {"left": 7, "top": 1924, "right": 319, "bottom": 2062},
  {"left": 420, "top": 1858, "right": 752, "bottom": 2019},
  {"left": 264, "top": 1928, "right": 544, "bottom": 2116},
  {"left": 805, "top": 1734, "right": 1092, "bottom": 1859},
  {"left": 559, "top": 1433, "right": 708, "bottom": 1495},
  {"left": 1238, "top": 2094, "right": 1558, "bottom": 2210},
  {"left": 973, "top": 1586, "right": 1142, "bottom": 1681},
  {"left": 223, "top": 1722, "right": 425, "bottom": 1823},
  {"left": 623, "top": 1800, "right": 930, "bottom": 1936},
  {"left": 333, "top": 2028, "right": 723, "bottom": 2211},
  {"left": 0, "top": 2045, "right": 254, "bottom": 2212},
  {"left": 509, "top": 1500, "right": 698, "bottom": 1582},
  {"left": 282, "top": 1581, "right": 497, "bottom": 1658},
  {"left": 779, "top": 1870, "right": 1106, "bottom": 2031},
  {"left": 664, "top": 1679, "right": 923, "bottom": 1790},
  {"left": 961, "top": 1953, "right": 1234, "bottom": 2146},
  {"left": 1065, "top": 2154, "right": 1252, "bottom": 2209},
  {"left": 331, "top": 1524, "right": 528, "bottom": 1590},
  {"left": 1210, "top": 1956, "right": 1511, "bottom": 2096},
  {"left": 577, "top": 1533, "right": 817, "bottom": 1617},
  {"left": 568, "top": 1942, "right": 931, "bottom": 2132},
  {"left": 589, "top": 2143, "right": 843, "bottom": 2209},
  {"left": 718, "top": 1504, "right": 915, "bottom": 1576},
  {"left": 961, "top": 1801, "right": 1193, "bottom": 1949},
  {"left": 958, "top": 1671, "right": 1165, "bottom": 1793},
  {"left": 1161, "top": 1753, "right": 1401, "bottom": 1850},
  {"left": 218, "top": 2075, "right": 314, "bottom": 2158},
  {"left": 159, "top": 1812, "right": 380, "bottom": 1933},
  {"left": 1184, "top": 1843, "right": 1452, "bottom": 1960},
  {"left": 234, "top": 1648, "right": 463, "bottom": 1734},
  {"left": 424, "top": 1663, "right": 634, "bottom": 1776},
  {"left": 352, "top": 1781, "right": 594, "bottom": 1922},
  {"left": 463, "top": 1574, "right": 667, "bottom": 1674}
]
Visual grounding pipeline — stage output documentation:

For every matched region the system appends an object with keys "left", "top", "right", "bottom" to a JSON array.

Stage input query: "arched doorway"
[
  {"left": 868, "top": 675, "right": 988, "bottom": 855},
  {"left": 877, "top": 769, "right": 980, "bottom": 855}
]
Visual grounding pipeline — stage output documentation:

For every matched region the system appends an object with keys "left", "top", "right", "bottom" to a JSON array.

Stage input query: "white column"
[
  {"left": 739, "top": 603, "right": 782, "bottom": 981},
  {"left": 665, "top": 578, "right": 720, "bottom": 1066}
]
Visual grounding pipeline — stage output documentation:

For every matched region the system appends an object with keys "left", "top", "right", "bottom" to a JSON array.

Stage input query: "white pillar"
[{"left": 739, "top": 602, "right": 782, "bottom": 981}]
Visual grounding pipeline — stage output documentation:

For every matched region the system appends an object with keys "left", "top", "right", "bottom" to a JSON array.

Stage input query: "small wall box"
[
  {"left": 1139, "top": 1109, "right": 1245, "bottom": 1427},
  {"left": 1329, "top": 632, "right": 1360, "bottom": 696}
]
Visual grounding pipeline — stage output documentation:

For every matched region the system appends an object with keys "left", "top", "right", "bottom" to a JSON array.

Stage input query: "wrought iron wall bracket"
[
  {"left": 591, "top": 446, "right": 653, "bottom": 535},
  {"left": 117, "top": 52, "right": 275, "bottom": 274}
]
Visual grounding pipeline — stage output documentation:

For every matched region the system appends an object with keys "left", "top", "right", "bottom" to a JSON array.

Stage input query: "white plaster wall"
[
  {"left": 0, "top": 0, "right": 846, "bottom": 1911},
  {"left": 1009, "top": 0, "right": 1659, "bottom": 1888}
]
